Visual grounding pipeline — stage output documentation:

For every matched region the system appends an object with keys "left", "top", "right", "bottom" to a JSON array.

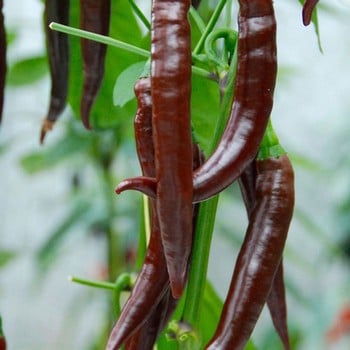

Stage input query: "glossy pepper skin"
[
  {"left": 115, "top": 0, "right": 277, "bottom": 204},
  {"left": 0, "top": 0, "right": 6, "bottom": 125},
  {"left": 106, "top": 77, "right": 170, "bottom": 350},
  {"left": 80, "top": 0, "right": 111, "bottom": 129},
  {"left": 239, "top": 162, "right": 290, "bottom": 350},
  {"left": 151, "top": 0, "right": 193, "bottom": 298},
  {"left": 206, "top": 155, "right": 294, "bottom": 350},
  {"left": 302, "top": 0, "right": 319, "bottom": 26},
  {"left": 40, "top": 0, "right": 70, "bottom": 143}
]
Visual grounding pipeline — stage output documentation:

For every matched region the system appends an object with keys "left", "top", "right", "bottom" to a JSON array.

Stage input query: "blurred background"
[{"left": 1, "top": 0, "right": 350, "bottom": 349}]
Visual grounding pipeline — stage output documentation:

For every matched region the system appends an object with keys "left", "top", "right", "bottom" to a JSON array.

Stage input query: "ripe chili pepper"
[
  {"left": 106, "top": 77, "right": 170, "bottom": 350},
  {"left": 40, "top": 0, "right": 70, "bottom": 143},
  {"left": 206, "top": 149, "right": 294, "bottom": 349},
  {"left": 150, "top": 0, "right": 193, "bottom": 298},
  {"left": 115, "top": 0, "right": 277, "bottom": 204},
  {"left": 0, "top": 0, "right": 6, "bottom": 125},
  {"left": 267, "top": 262, "right": 290, "bottom": 350},
  {"left": 80, "top": 0, "right": 111, "bottom": 129},
  {"left": 239, "top": 162, "right": 290, "bottom": 350},
  {"left": 302, "top": 0, "right": 319, "bottom": 26},
  {"left": 0, "top": 316, "right": 6, "bottom": 350}
]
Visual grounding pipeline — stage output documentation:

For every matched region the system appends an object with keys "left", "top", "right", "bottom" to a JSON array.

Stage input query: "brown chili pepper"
[
  {"left": 239, "top": 162, "right": 290, "bottom": 350},
  {"left": 115, "top": 0, "right": 277, "bottom": 204},
  {"left": 302, "top": 0, "right": 319, "bottom": 26},
  {"left": 80, "top": 0, "right": 111, "bottom": 129},
  {"left": 206, "top": 154, "right": 294, "bottom": 350},
  {"left": 40, "top": 0, "right": 70, "bottom": 143},
  {"left": 0, "top": 0, "right": 6, "bottom": 125},
  {"left": 150, "top": 0, "right": 193, "bottom": 298},
  {"left": 106, "top": 77, "right": 170, "bottom": 350}
]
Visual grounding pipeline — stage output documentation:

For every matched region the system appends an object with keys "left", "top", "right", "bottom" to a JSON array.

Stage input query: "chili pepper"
[
  {"left": 302, "top": 0, "right": 319, "bottom": 26},
  {"left": 106, "top": 77, "right": 170, "bottom": 350},
  {"left": 107, "top": 76, "right": 201, "bottom": 349},
  {"left": 115, "top": 0, "right": 277, "bottom": 204},
  {"left": 239, "top": 162, "right": 290, "bottom": 350},
  {"left": 0, "top": 0, "right": 6, "bottom": 126},
  {"left": 40, "top": 0, "right": 70, "bottom": 144},
  {"left": 0, "top": 316, "right": 6, "bottom": 350},
  {"left": 267, "top": 262, "right": 290, "bottom": 350},
  {"left": 80, "top": 0, "right": 111, "bottom": 129},
  {"left": 206, "top": 138, "right": 294, "bottom": 350},
  {"left": 150, "top": 0, "right": 193, "bottom": 298}
]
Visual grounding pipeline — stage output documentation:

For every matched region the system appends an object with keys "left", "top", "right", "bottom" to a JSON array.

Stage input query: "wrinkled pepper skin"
[
  {"left": 40, "top": 0, "right": 70, "bottom": 143},
  {"left": 115, "top": 0, "right": 277, "bottom": 204},
  {"left": 151, "top": 0, "right": 193, "bottom": 298},
  {"left": 80, "top": 0, "right": 111, "bottom": 129},
  {"left": 106, "top": 77, "right": 170, "bottom": 350},
  {"left": 192, "top": 0, "right": 277, "bottom": 202},
  {"left": 302, "top": 0, "right": 319, "bottom": 26},
  {"left": 267, "top": 262, "right": 290, "bottom": 350},
  {"left": 239, "top": 162, "right": 290, "bottom": 350},
  {"left": 0, "top": 0, "right": 6, "bottom": 125},
  {"left": 206, "top": 155, "right": 294, "bottom": 350}
]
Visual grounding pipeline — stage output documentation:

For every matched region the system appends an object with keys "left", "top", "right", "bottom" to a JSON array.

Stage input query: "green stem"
[
  {"left": 69, "top": 276, "right": 116, "bottom": 290},
  {"left": 256, "top": 119, "right": 286, "bottom": 160},
  {"left": 193, "top": 0, "right": 228, "bottom": 55},
  {"left": 128, "top": 0, "right": 151, "bottom": 31},
  {"left": 182, "top": 41, "right": 238, "bottom": 330},
  {"left": 50, "top": 22, "right": 212, "bottom": 80},
  {"left": 189, "top": 6, "right": 206, "bottom": 33}
]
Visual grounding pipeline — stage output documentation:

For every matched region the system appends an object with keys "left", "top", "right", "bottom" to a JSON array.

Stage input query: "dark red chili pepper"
[
  {"left": 124, "top": 288, "right": 177, "bottom": 350},
  {"left": 267, "top": 262, "right": 290, "bottom": 350},
  {"left": 206, "top": 154, "right": 294, "bottom": 350},
  {"left": 150, "top": 0, "right": 193, "bottom": 298},
  {"left": 239, "top": 162, "right": 290, "bottom": 350},
  {"left": 0, "top": 316, "right": 6, "bottom": 350},
  {"left": 40, "top": 0, "right": 70, "bottom": 143},
  {"left": 106, "top": 77, "right": 170, "bottom": 350},
  {"left": 302, "top": 0, "right": 319, "bottom": 26},
  {"left": 115, "top": 0, "right": 277, "bottom": 204},
  {"left": 80, "top": 0, "right": 111, "bottom": 129},
  {"left": 0, "top": 0, "right": 6, "bottom": 126}
]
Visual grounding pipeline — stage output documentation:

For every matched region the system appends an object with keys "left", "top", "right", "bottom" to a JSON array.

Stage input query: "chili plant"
[{"left": 0, "top": 0, "right": 328, "bottom": 349}]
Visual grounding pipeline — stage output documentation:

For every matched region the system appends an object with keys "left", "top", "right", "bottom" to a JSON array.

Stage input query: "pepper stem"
[{"left": 257, "top": 119, "right": 286, "bottom": 161}]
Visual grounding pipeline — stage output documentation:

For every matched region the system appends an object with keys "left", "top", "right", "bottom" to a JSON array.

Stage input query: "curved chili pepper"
[
  {"left": 0, "top": 0, "right": 6, "bottom": 125},
  {"left": 80, "top": 0, "right": 111, "bottom": 129},
  {"left": 115, "top": 0, "right": 277, "bottom": 204},
  {"left": 206, "top": 154, "right": 294, "bottom": 350},
  {"left": 239, "top": 162, "right": 290, "bottom": 350},
  {"left": 108, "top": 76, "right": 201, "bottom": 349},
  {"left": 40, "top": 0, "right": 70, "bottom": 143},
  {"left": 151, "top": 0, "right": 193, "bottom": 298},
  {"left": 107, "top": 77, "right": 170, "bottom": 350},
  {"left": 302, "top": 0, "right": 319, "bottom": 26}
]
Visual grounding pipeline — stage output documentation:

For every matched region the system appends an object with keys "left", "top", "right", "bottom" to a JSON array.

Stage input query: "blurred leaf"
[
  {"left": 7, "top": 56, "right": 48, "bottom": 86},
  {"left": 113, "top": 61, "right": 147, "bottom": 107},
  {"left": 6, "top": 29, "right": 17, "bottom": 47},
  {"left": 0, "top": 250, "right": 16, "bottom": 269},
  {"left": 20, "top": 122, "right": 93, "bottom": 174},
  {"left": 288, "top": 152, "right": 322, "bottom": 172},
  {"left": 37, "top": 200, "right": 92, "bottom": 270}
]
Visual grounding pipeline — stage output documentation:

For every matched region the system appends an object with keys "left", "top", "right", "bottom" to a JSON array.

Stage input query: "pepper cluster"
[
  {"left": 107, "top": 0, "right": 299, "bottom": 349},
  {"left": 0, "top": 1, "right": 321, "bottom": 349}
]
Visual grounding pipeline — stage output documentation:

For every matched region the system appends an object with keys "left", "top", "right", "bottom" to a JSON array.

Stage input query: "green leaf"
[
  {"left": 113, "top": 61, "right": 147, "bottom": 107},
  {"left": 7, "top": 56, "right": 48, "bottom": 86},
  {"left": 37, "top": 200, "right": 91, "bottom": 271},
  {"left": 0, "top": 250, "right": 16, "bottom": 269}
]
